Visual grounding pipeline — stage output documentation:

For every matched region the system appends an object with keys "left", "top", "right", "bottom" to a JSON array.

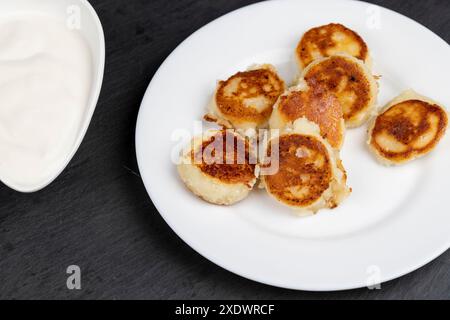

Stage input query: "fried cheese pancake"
[
  {"left": 205, "top": 64, "right": 285, "bottom": 130},
  {"left": 368, "top": 90, "right": 448, "bottom": 165},
  {"left": 296, "top": 23, "right": 370, "bottom": 70},
  {"left": 178, "top": 130, "right": 258, "bottom": 205},
  {"left": 269, "top": 81, "right": 345, "bottom": 149},
  {"left": 261, "top": 118, "right": 350, "bottom": 214},
  {"left": 301, "top": 54, "right": 378, "bottom": 128}
]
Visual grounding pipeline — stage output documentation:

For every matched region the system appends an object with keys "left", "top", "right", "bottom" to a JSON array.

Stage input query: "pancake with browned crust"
[
  {"left": 178, "top": 130, "right": 258, "bottom": 205},
  {"left": 301, "top": 53, "right": 378, "bottom": 128},
  {"left": 368, "top": 90, "right": 448, "bottom": 165},
  {"left": 261, "top": 118, "right": 350, "bottom": 214},
  {"left": 296, "top": 23, "right": 370, "bottom": 70},
  {"left": 269, "top": 81, "right": 345, "bottom": 149},
  {"left": 205, "top": 64, "right": 285, "bottom": 130}
]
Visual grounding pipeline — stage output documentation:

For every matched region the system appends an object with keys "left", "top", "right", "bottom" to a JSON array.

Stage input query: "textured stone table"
[{"left": 1, "top": 0, "right": 449, "bottom": 299}]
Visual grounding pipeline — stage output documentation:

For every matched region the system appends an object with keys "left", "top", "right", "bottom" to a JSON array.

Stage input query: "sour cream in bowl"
[{"left": 0, "top": 0, "right": 105, "bottom": 192}]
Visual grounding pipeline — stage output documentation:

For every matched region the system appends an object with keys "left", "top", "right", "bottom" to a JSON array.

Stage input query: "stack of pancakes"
[{"left": 177, "top": 23, "right": 448, "bottom": 215}]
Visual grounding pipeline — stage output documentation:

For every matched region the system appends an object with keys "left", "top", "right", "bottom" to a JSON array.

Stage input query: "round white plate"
[{"left": 136, "top": 0, "right": 450, "bottom": 291}]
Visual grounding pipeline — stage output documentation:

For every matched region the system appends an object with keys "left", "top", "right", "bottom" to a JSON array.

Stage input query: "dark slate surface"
[{"left": 1, "top": 0, "right": 449, "bottom": 299}]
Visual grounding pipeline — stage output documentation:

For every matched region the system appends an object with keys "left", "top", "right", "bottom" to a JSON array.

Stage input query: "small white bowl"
[{"left": 0, "top": 0, "right": 105, "bottom": 192}]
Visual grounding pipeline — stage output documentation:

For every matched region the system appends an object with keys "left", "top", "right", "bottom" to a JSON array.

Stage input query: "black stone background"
[{"left": 1, "top": 0, "right": 449, "bottom": 299}]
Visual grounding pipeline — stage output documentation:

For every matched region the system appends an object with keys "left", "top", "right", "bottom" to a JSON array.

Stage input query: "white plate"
[
  {"left": 136, "top": 0, "right": 450, "bottom": 291},
  {"left": 0, "top": 0, "right": 105, "bottom": 192}
]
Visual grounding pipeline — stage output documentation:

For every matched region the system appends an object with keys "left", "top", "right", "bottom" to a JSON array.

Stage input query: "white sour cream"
[{"left": 0, "top": 15, "right": 92, "bottom": 190}]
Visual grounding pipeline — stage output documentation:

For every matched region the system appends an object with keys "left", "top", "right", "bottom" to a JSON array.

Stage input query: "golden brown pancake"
[
  {"left": 368, "top": 90, "right": 448, "bottom": 165},
  {"left": 301, "top": 54, "right": 378, "bottom": 127},
  {"left": 261, "top": 118, "right": 350, "bottom": 214},
  {"left": 269, "top": 81, "right": 345, "bottom": 149},
  {"left": 177, "top": 130, "right": 258, "bottom": 205},
  {"left": 206, "top": 64, "right": 285, "bottom": 129},
  {"left": 193, "top": 130, "right": 256, "bottom": 185},
  {"left": 296, "top": 23, "right": 369, "bottom": 69},
  {"left": 264, "top": 134, "right": 332, "bottom": 207}
]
